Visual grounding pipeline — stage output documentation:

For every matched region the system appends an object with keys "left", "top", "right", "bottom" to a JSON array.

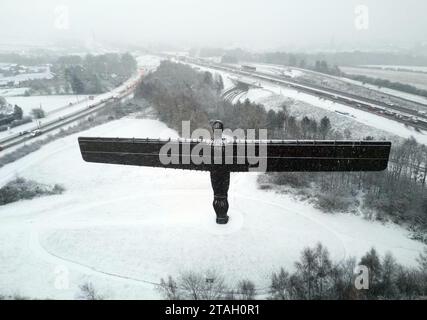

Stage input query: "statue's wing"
[
  {"left": 78, "top": 137, "right": 391, "bottom": 172},
  {"left": 260, "top": 140, "right": 391, "bottom": 172},
  {"left": 78, "top": 137, "right": 213, "bottom": 171}
]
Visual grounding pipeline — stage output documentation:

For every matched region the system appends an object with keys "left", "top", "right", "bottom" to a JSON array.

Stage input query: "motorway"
[
  {"left": 181, "top": 57, "right": 427, "bottom": 131},
  {"left": 0, "top": 71, "right": 144, "bottom": 151}
]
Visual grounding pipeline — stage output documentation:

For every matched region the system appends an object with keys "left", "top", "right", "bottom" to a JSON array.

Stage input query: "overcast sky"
[{"left": 1, "top": 0, "right": 426, "bottom": 51}]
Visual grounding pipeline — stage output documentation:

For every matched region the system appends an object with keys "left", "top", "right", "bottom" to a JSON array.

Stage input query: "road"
[{"left": 0, "top": 71, "right": 144, "bottom": 151}]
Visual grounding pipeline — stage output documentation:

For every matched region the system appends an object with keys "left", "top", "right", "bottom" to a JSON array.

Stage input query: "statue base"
[{"left": 216, "top": 215, "right": 229, "bottom": 225}]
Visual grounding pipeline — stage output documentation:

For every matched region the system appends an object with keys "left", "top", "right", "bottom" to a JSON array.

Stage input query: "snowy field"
[
  {"left": 136, "top": 55, "right": 163, "bottom": 73},
  {"left": 0, "top": 69, "right": 53, "bottom": 86},
  {"left": 0, "top": 87, "right": 30, "bottom": 97},
  {"left": 227, "top": 62, "right": 304, "bottom": 79},
  {"left": 0, "top": 117, "right": 425, "bottom": 299},
  {"left": 6, "top": 95, "right": 90, "bottom": 115},
  {"left": 341, "top": 66, "right": 427, "bottom": 91},
  {"left": 337, "top": 77, "right": 427, "bottom": 105}
]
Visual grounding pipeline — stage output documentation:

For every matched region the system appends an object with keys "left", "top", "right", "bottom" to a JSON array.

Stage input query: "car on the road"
[{"left": 30, "top": 130, "right": 42, "bottom": 137}]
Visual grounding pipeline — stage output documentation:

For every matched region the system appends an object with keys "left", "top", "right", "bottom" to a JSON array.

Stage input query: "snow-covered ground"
[
  {"left": 0, "top": 87, "right": 30, "bottom": 97},
  {"left": 136, "top": 55, "right": 163, "bottom": 74},
  {"left": 340, "top": 66, "right": 427, "bottom": 91},
  {"left": 0, "top": 117, "right": 424, "bottom": 299},
  {"left": 239, "top": 88, "right": 274, "bottom": 102},
  {"left": 0, "top": 69, "right": 53, "bottom": 86},
  {"left": 336, "top": 77, "right": 427, "bottom": 105},
  {"left": 227, "top": 62, "right": 304, "bottom": 79}
]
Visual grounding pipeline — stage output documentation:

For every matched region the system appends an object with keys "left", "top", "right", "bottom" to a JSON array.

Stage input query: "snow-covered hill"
[{"left": 0, "top": 117, "right": 425, "bottom": 299}]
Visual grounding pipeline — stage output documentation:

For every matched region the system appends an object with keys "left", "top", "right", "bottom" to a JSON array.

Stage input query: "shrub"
[
  {"left": 270, "top": 173, "right": 310, "bottom": 188},
  {"left": 315, "top": 193, "right": 353, "bottom": 213},
  {"left": 0, "top": 177, "right": 65, "bottom": 205}
]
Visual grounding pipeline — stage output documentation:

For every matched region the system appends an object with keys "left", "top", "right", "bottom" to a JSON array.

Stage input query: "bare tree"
[
  {"left": 314, "top": 243, "right": 333, "bottom": 299},
  {"left": 295, "top": 246, "right": 319, "bottom": 299},
  {"left": 236, "top": 280, "right": 256, "bottom": 300},
  {"left": 270, "top": 268, "right": 291, "bottom": 300},
  {"left": 179, "top": 270, "right": 227, "bottom": 300},
  {"left": 157, "top": 276, "right": 182, "bottom": 300}
]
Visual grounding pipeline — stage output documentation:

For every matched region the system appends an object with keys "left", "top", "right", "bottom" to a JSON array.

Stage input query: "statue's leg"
[{"left": 210, "top": 169, "right": 230, "bottom": 224}]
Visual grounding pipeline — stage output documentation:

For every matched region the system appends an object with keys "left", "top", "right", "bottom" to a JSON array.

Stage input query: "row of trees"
[
  {"left": 194, "top": 48, "right": 427, "bottom": 82},
  {"left": 158, "top": 243, "right": 427, "bottom": 300},
  {"left": 137, "top": 61, "right": 231, "bottom": 134},
  {"left": 264, "top": 53, "right": 343, "bottom": 76},
  {"left": 59, "top": 53, "right": 137, "bottom": 95},
  {"left": 193, "top": 48, "right": 427, "bottom": 70},
  {"left": 344, "top": 74, "right": 427, "bottom": 98},
  {"left": 136, "top": 61, "right": 213, "bottom": 133},
  {"left": 269, "top": 244, "right": 427, "bottom": 300}
]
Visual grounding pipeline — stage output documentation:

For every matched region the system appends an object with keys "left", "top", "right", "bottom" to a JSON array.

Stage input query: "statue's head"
[
  {"left": 211, "top": 120, "right": 224, "bottom": 141},
  {"left": 211, "top": 120, "right": 224, "bottom": 131}
]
